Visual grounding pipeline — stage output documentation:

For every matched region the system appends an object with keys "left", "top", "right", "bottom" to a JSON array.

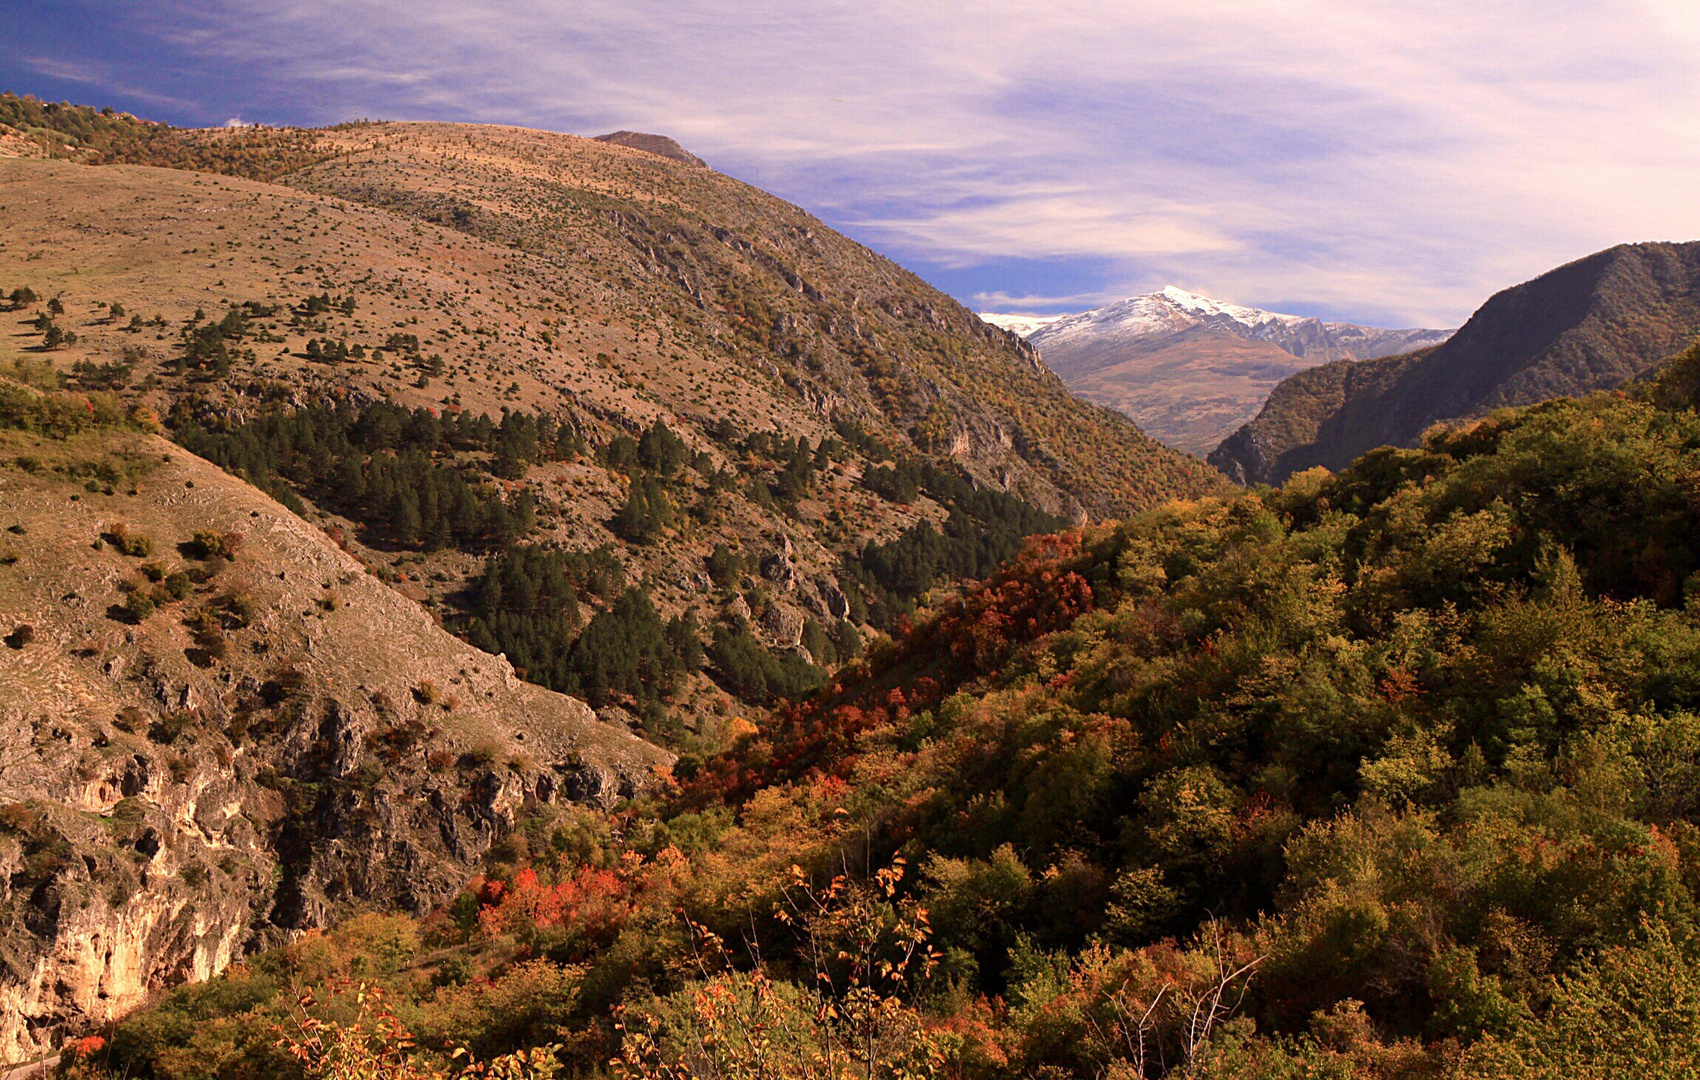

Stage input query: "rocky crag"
[{"left": 0, "top": 425, "right": 667, "bottom": 1060}]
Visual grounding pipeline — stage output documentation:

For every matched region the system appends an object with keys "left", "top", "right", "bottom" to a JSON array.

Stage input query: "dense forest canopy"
[{"left": 67, "top": 342, "right": 1700, "bottom": 1079}]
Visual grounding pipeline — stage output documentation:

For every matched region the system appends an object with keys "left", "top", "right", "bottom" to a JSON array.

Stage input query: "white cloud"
[
  {"left": 21, "top": 55, "right": 105, "bottom": 84},
  {"left": 48, "top": 0, "right": 1700, "bottom": 324}
]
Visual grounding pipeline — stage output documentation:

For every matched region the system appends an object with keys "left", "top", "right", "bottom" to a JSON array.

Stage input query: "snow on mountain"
[
  {"left": 1152, "top": 285, "right": 1310, "bottom": 329},
  {"left": 980, "top": 287, "right": 1455, "bottom": 459},
  {"left": 988, "top": 286, "right": 1450, "bottom": 361},
  {"left": 979, "top": 312, "right": 1066, "bottom": 337}
]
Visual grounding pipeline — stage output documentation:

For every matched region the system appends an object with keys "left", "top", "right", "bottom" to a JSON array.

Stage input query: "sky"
[{"left": 4, "top": 0, "right": 1698, "bottom": 327}]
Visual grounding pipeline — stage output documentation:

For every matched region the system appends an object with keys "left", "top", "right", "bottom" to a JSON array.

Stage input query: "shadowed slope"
[{"left": 1212, "top": 242, "right": 1700, "bottom": 484}]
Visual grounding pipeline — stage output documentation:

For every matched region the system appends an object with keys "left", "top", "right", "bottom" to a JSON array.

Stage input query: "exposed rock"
[
  {"left": 725, "top": 595, "right": 752, "bottom": 623},
  {"left": 760, "top": 551, "right": 797, "bottom": 589},
  {"left": 597, "top": 704, "right": 638, "bottom": 730},
  {"left": 0, "top": 435, "right": 671, "bottom": 1061},
  {"left": 762, "top": 603, "right": 806, "bottom": 649},
  {"left": 816, "top": 578, "right": 851, "bottom": 620}
]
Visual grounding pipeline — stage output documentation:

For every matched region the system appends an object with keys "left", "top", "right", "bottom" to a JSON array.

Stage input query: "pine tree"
[
  {"left": 391, "top": 485, "right": 422, "bottom": 546},
  {"left": 612, "top": 478, "right": 672, "bottom": 544}
]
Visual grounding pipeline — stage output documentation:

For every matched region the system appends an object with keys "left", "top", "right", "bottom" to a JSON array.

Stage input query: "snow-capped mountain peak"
[
  {"left": 1156, "top": 285, "right": 1309, "bottom": 329},
  {"left": 978, "top": 289, "right": 1455, "bottom": 457},
  {"left": 979, "top": 312, "right": 1066, "bottom": 337},
  {"left": 980, "top": 287, "right": 1449, "bottom": 362},
  {"left": 981, "top": 286, "right": 1317, "bottom": 353}
]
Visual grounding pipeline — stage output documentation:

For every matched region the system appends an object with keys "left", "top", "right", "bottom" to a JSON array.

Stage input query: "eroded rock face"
[
  {"left": 760, "top": 551, "right": 797, "bottom": 589},
  {"left": 0, "top": 696, "right": 632, "bottom": 1060},
  {"left": 0, "top": 436, "right": 671, "bottom": 1062},
  {"left": 761, "top": 603, "right": 806, "bottom": 649}
]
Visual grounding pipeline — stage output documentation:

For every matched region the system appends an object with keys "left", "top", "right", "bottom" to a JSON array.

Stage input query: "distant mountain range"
[
  {"left": 1211, "top": 242, "right": 1700, "bottom": 484},
  {"left": 983, "top": 287, "right": 1453, "bottom": 455}
]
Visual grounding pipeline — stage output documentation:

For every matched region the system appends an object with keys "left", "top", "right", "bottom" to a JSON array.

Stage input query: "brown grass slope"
[
  {"left": 0, "top": 137, "right": 851, "bottom": 689},
  {"left": 0, "top": 99, "right": 1217, "bottom": 518},
  {"left": 0, "top": 424, "right": 667, "bottom": 1061},
  {"left": 1211, "top": 242, "right": 1700, "bottom": 484},
  {"left": 0, "top": 154, "right": 1024, "bottom": 690},
  {"left": 280, "top": 121, "right": 1221, "bottom": 516},
  {"left": 1058, "top": 330, "right": 1323, "bottom": 457},
  {"left": 0, "top": 118, "right": 1220, "bottom": 681}
]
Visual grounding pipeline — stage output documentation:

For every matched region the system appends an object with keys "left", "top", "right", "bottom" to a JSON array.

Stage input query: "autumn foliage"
[{"left": 76, "top": 381, "right": 1700, "bottom": 1079}]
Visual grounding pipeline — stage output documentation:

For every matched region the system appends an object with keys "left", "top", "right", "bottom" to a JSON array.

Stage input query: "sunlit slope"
[{"left": 285, "top": 121, "right": 1224, "bottom": 516}]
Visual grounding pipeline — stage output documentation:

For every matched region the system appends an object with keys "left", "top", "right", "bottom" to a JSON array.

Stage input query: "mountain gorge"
[
  {"left": 984, "top": 287, "right": 1451, "bottom": 455},
  {"left": 1212, "top": 241, "right": 1700, "bottom": 484}
]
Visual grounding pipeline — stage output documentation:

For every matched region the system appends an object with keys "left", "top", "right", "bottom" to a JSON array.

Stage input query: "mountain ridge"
[{"left": 1211, "top": 241, "right": 1700, "bottom": 484}]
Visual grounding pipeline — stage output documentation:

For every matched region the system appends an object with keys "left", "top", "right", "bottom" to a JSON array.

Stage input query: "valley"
[
  {"left": 6, "top": 89, "right": 1700, "bottom": 1080},
  {"left": 983, "top": 286, "right": 1451, "bottom": 455}
]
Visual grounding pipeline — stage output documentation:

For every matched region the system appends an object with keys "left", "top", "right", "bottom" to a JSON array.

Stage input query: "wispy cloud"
[
  {"left": 4, "top": 0, "right": 1698, "bottom": 325},
  {"left": 20, "top": 55, "right": 103, "bottom": 83},
  {"left": 12, "top": 50, "right": 203, "bottom": 111}
]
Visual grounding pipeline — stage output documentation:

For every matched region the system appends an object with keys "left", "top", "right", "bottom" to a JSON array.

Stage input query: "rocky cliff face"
[{"left": 0, "top": 429, "right": 669, "bottom": 1062}]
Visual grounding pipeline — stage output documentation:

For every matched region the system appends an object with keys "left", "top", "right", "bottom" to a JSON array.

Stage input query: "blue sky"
[{"left": 4, "top": 0, "right": 1698, "bottom": 327}]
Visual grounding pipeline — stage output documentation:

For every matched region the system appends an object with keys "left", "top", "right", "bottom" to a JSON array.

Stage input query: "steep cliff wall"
[{"left": 0, "top": 427, "right": 669, "bottom": 1061}]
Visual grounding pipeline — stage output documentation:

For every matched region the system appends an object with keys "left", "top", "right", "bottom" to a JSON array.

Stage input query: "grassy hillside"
[
  {"left": 1, "top": 94, "right": 1218, "bottom": 518},
  {"left": 0, "top": 100, "right": 1221, "bottom": 745},
  {"left": 283, "top": 120, "right": 1218, "bottom": 514},
  {"left": 1212, "top": 242, "right": 1700, "bottom": 484},
  {"left": 67, "top": 341, "right": 1700, "bottom": 1078}
]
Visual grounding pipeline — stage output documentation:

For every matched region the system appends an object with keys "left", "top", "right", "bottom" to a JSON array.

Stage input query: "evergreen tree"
[
  {"left": 706, "top": 543, "right": 743, "bottom": 588},
  {"left": 567, "top": 588, "right": 676, "bottom": 706},
  {"left": 391, "top": 486, "right": 422, "bottom": 545},
  {"left": 612, "top": 478, "right": 672, "bottom": 544},
  {"left": 637, "top": 419, "right": 688, "bottom": 475}
]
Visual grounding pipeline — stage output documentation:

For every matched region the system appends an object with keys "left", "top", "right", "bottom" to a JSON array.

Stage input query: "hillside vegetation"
[
  {"left": 1212, "top": 242, "right": 1700, "bottom": 483},
  {"left": 0, "top": 94, "right": 1228, "bottom": 1063},
  {"left": 0, "top": 97, "right": 1219, "bottom": 749},
  {"left": 0, "top": 93, "right": 339, "bottom": 178},
  {"left": 66, "top": 341, "right": 1700, "bottom": 1078}
]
